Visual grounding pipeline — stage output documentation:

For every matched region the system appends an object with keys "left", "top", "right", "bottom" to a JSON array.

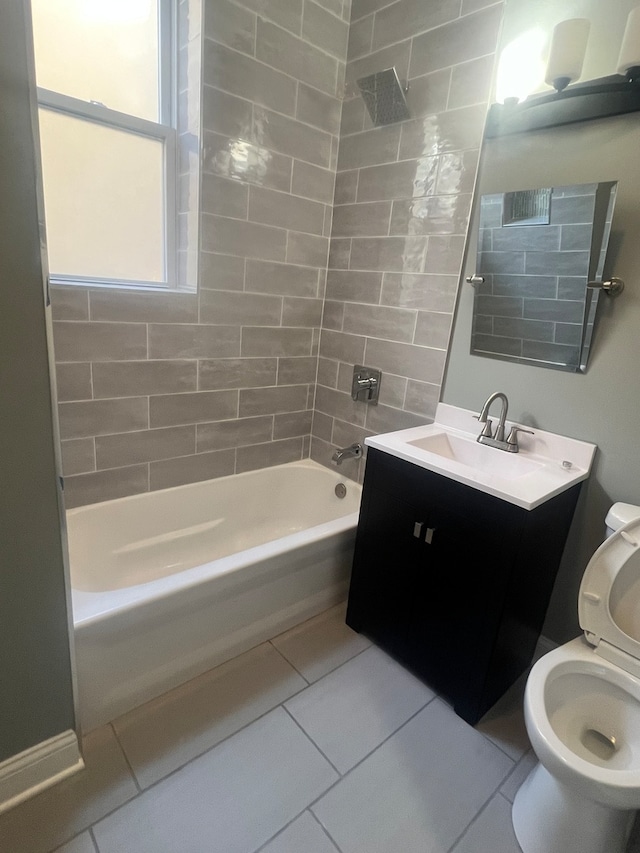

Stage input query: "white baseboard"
[
  {"left": 533, "top": 634, "right": 558, "bottom": 664},
  {"left": 0, "top": 730, "right": 84, "bottom": 815}
]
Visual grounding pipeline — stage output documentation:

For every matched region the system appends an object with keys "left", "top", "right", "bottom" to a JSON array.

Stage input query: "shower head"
[{"left": 356, "top": 67, "right": 410, "bottom": 127}]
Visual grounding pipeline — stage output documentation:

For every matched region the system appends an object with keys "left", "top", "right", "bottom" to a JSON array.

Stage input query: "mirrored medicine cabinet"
[{"left": 469, "top": 180, "right": 618, "bottom": 373}]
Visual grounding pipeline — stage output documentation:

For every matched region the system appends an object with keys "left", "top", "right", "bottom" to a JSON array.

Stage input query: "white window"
[{"left": 30, "top": 0, "right": 179, "bottom": 290}]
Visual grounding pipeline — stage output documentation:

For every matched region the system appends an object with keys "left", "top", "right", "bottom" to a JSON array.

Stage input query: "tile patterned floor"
[{"left": 1, "top": 602, "right": 639, "bottom": 853}]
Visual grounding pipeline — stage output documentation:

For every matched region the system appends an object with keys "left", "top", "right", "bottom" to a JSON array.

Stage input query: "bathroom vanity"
[{"left": 346, "top": 404, "right": 597, "bottom": 725}]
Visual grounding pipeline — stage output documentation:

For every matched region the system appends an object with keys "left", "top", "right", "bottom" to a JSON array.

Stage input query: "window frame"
[{"left": 35, "top": 0, "right": 179, "bottom": 291}]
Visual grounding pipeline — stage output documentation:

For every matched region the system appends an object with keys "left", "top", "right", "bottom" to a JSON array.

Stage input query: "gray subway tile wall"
[
  {"left": 51, "top": 0, "right": 502, "bottom": 505},
  {"left": 52, "top": 0, "right": 351, "bottom": 507},
  {"left": 313, "top": 0, "right": 501, "bottom": 477}
]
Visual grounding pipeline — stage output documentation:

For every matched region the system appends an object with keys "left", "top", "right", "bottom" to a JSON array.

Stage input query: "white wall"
[
  {"left": 443, "top": 114, "right": 640, "bottom": 643},
  {"left": 443, "top": 0, "right": 640, "bottom": 644}
]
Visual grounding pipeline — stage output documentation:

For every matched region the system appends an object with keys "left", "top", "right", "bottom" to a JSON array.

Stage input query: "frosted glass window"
[
  {"left": 30, "top": 0, "right": 179, "bottom": 289},
  {"left": 31, "top": 0, "right": 160, "bottom": 122},
  {"left": 38, "top": 110, "right": 165, "bottom": 283}
]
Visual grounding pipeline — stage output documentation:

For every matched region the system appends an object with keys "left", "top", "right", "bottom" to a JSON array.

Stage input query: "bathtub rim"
[
  {"left": 69, "top": 459, "right": 361, "bottom": 630},
  {"left": 66, "top": 457, "right": 355, "bottom": 520}
]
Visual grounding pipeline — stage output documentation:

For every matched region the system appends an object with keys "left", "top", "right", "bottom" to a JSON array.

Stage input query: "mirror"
[{"left": 470, "top": 180, "right": 617, "bottom": 372}]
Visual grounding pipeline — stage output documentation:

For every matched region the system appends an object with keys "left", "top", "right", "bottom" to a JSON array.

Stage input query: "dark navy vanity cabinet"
[{"left": 346, "top": 448, "right": 581, "bottom": 725}]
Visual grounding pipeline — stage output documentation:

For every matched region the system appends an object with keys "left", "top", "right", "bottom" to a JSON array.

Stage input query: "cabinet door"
[
  {"left": 347, "top": 451, "right": 524, "bottom": 720},
  {"left": 409, "top": 484, "right": 511, "bottom": 711},
  {"left": 347, "top": 484, "right": 435, "bottom": 661}
]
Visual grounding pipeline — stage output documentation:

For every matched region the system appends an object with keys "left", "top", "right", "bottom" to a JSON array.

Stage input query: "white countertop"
[{"left": 365, "top": 403, "right": 597, "bottom": 510}]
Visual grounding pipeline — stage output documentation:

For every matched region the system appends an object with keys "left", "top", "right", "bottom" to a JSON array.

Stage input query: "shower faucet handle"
[{"left": 351, "top": 365, "right": 381, "bottom": 404}]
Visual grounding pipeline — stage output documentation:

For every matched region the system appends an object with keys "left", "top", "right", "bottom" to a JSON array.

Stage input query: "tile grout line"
[
  {"left": 47, "top": 826, "right": 99, "bottom": 853},
  {"left": 61, "top": 629, "right": 460, "bottom": 851},
  {"left": 498, "top": 790, "right": 518, "bottom": 808},
  {"left": 270, "top": 633, "right": 373, "bottom": 686},
  {"left": 78, "top": 639, "right": 366, "bottom": 852},
  {"left": 56, "top": 600, "right": 528, "bottom": 852},
  {"left": 88, "top": 826, "right": 100, "bottom": 853},
  {"left": 251, "top": 805, "right": 344, "bottom": 853},
  {"left": 81, "top": 621, "right": 366, "bottom": 815},
  {"left": 108, "top": 722, "right": 143, "bottom": 795},
  {"left": 251, "top": 809, "right": 303, "bottom": 853},
  {"left": 203, "top": 81, "right": 342, "bottom": 141},
  {"left": 212, "top": 13, "right": 349, "bottom": 67},
  {"left": 476, "top": 725, "right": 529, "bottom": 762},
  {"left": 70, "top": 700, "right": 306, "bottom": 845},
  {"left": 309, "top": 807, "right": 345, "bottom": 853},
  {"left": 282, "top": 704, "right": 342, "bottom": 776},
  {"left": 443, "top": 763, "right": 519, "bottom": 853},
  {"left": 498, "top": 748, "right": 534, "bottom": 800},
  {"left": 349, "top": 4, "right": 501, "bottom": 58},
  {"left": 55, "top": 678, "right": 432, "bottom": 852},
  {"left": 305, "top": 693, "right": 439, "bottom": 813}
]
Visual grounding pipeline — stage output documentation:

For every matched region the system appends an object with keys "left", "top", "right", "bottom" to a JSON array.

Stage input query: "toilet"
[{"left": 513, "top": 502, "right": 640, "bottom": 853}]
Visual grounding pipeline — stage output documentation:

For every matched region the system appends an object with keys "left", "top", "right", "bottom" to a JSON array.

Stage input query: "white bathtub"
[{"left": 68, "top": 459, "right": 361, "bottom": 731}]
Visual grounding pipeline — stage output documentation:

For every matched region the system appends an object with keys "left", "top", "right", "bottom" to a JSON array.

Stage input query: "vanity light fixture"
[
  {"left": 545, "top": 18, "right": 591, "bottom": 93},
  {"left": 486, "top": 6, "right": 640, "bottom": 137},
  {"left": 618, "top": 5, "right": 640, "bottom": 82}
]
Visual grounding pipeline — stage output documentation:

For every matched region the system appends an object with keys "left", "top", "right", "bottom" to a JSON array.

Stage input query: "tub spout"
[{"left": 331, "top": 443, "right": 363, "bottom": 465}]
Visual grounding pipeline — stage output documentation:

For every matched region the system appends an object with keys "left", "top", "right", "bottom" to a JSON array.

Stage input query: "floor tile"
[
  {"left": 113, "top": 642, "right": 306, "bottom": 788},
  {"left": 0, "top": 726, "right": 137, "bottom": 853},
  {"left": 53, "top": 833, "right": 97, "bottom": 853},
  {"left": 93, "top": 708, "right": 338, "bottom": 853},
  {"left": 312, "top": 698, "right": 514, "bottom": 853},
  {"left": 500, "top": 749, "right": 537, "bottom": 803},
  {"left": 450, "top": 794, "right": 522, "bottom": 852},
  {"left": 259, "top": 812, "right": 339, "bottom": 853},
  {"left": 476, "top": 674, "right": 530, "bottom": 761},
  {"left": 286, "top": 645, "right": 434, "bottom": 772},
  {"left": 271, "top": 602, "right": 370, "bottom": 683}
]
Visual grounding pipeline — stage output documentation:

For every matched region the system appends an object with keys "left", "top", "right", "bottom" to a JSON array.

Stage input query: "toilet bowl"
[{"left": 513, "top": 505, "right": 640, "bottom": 853}]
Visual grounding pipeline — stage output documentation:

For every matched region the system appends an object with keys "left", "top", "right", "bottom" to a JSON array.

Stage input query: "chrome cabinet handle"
[{"left": 413, "top": 522, "right": 435, "bottom": 543}]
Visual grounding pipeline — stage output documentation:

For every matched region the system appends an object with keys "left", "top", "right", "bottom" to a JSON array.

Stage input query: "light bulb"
[
  {"left": 545, "top": 18, "right": 591, "bottom": 92},
  {"left": 495, "top": 28, "right": 546, "bottom": 104},
  {"left": 617, "top": 7, "right": 640, "bottom": 82}
]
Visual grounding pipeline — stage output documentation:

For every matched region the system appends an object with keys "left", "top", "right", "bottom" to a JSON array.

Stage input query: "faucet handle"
[
  {"left": 506, "top": 426, "right": 534, "bottom": 451},
  {"left": 475, "top": 417, "right": 493, "bottom": 438}
]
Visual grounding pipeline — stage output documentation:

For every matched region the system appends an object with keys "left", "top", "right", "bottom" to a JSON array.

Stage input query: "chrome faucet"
[
  {"left": 331, "top": 443, "right": 363, "bottom": 465},
  {"left": 476, "top": 392, "right": 534, "bottom": 453},
  {"left": 477, "top": 391, "right": 509, "bottom": 443}
]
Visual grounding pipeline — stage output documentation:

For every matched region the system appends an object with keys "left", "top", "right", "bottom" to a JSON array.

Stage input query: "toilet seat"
[
  {"left": 523, "top": 638, "right": 640, "bottom": 808},
  {"left": 579, "top": 518, "right": 640, "bottom": 679}
]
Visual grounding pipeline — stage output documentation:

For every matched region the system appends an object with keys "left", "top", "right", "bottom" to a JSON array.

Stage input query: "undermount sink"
[
  {"left": 408, "top": 432, "right": 543, "bottom": 481},
  {"left": 366, "top": 403, "right": 597, "bottom": 510}
]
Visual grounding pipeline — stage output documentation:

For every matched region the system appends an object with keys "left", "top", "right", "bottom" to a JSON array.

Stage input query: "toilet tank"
[{"left": 605, "top": 502, "right": 640, "bottom": 537}]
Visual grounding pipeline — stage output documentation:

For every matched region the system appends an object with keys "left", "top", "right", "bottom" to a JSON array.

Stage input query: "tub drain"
[
  {"left": 335, "top": 483, "right": 347, "bottom": 499},
  {"left": 581, "top": 728, "right": 619, "bottom": 761}
]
